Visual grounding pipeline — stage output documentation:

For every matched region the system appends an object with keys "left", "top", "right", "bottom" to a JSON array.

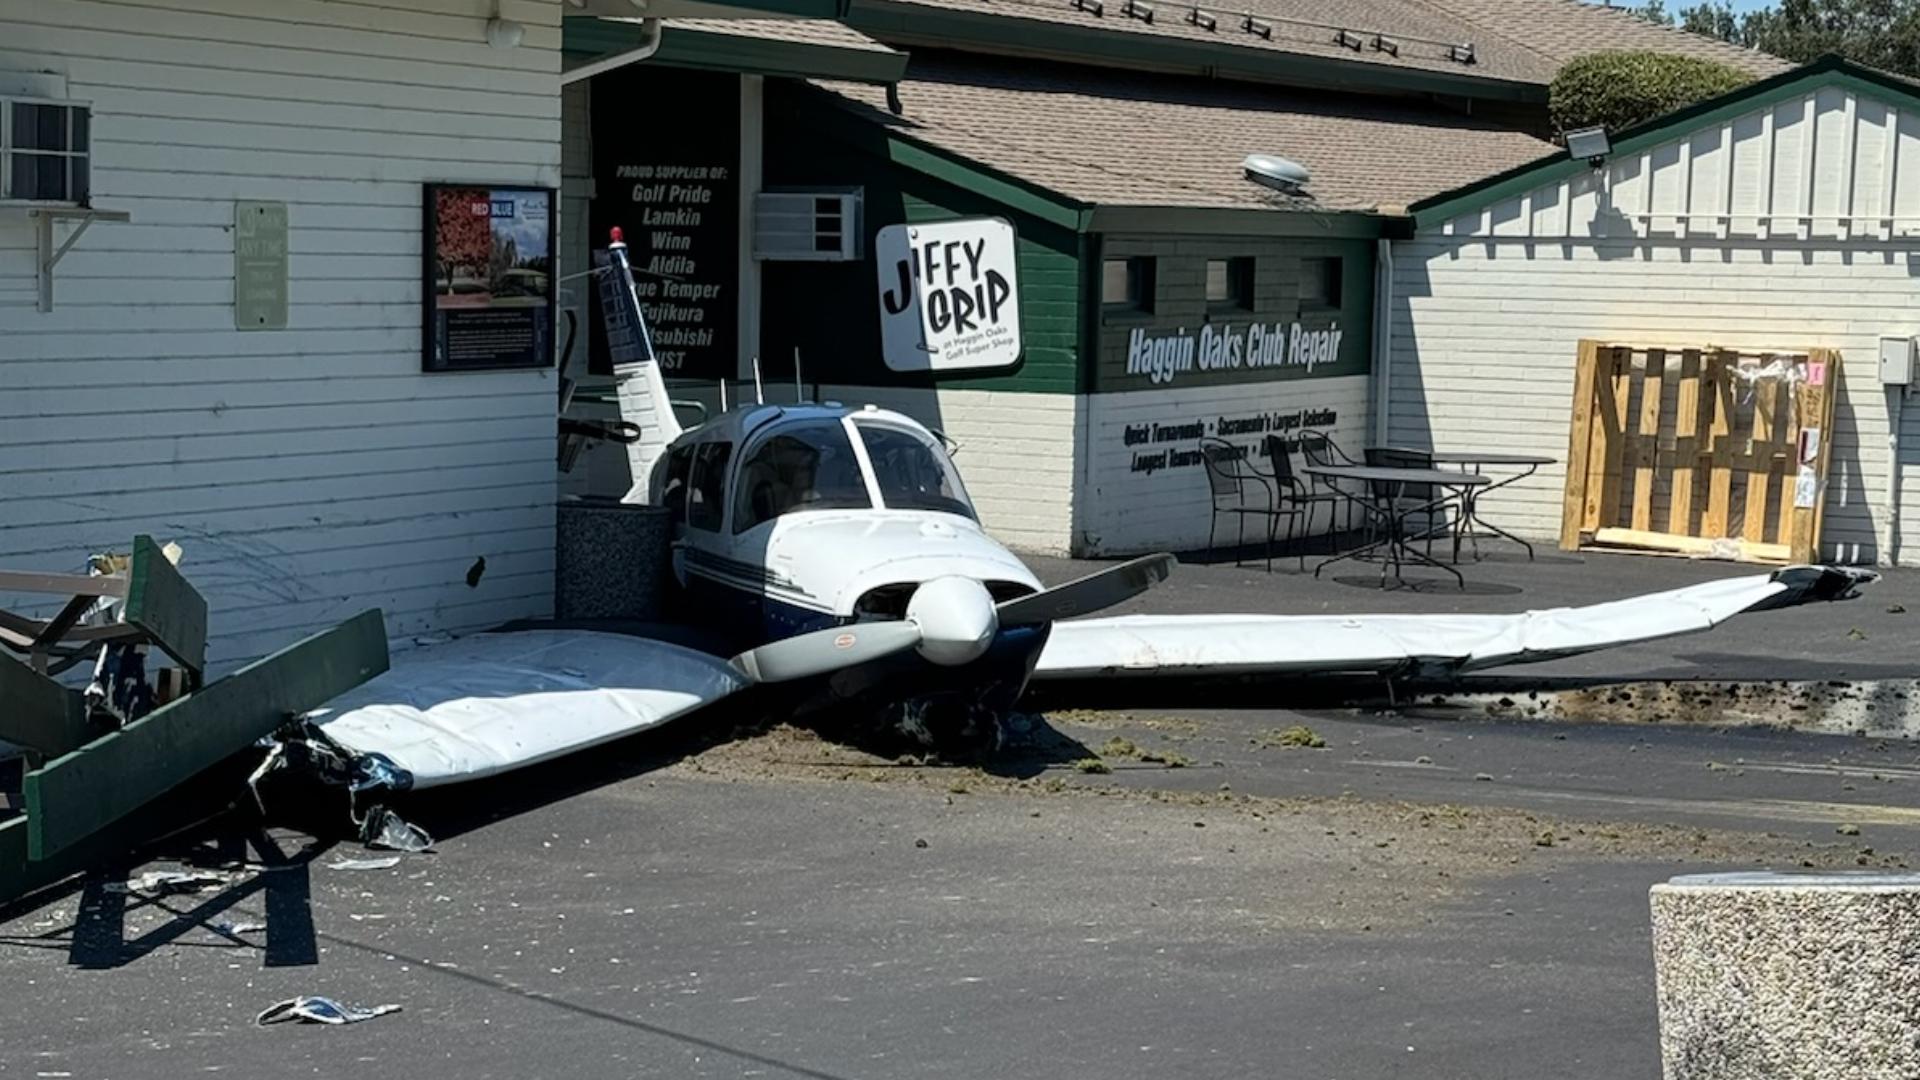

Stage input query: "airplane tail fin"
[{"left": 598, "top": 230, "right": 683, "bottom": 503}]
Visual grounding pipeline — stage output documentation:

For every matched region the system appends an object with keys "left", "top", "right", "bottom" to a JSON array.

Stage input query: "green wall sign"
[{"left": 234, "top": 200, "right": 288, "bottom": 331}]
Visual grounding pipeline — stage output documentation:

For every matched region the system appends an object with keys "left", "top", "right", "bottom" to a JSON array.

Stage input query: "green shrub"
[{"left": 1548, "top": 51, "right": 1754, "bottom": 137}]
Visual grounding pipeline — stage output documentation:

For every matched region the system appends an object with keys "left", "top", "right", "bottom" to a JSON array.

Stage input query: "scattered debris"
[
  {"left": 104, "top": 869, "right": 240, "bottom": 896},
  {"left": 1100, "top": 736, "right": 1139, "bottom": 758},
  {"left": 210, "top": 918, "right": 266, "bottom": 936},
  {"left": 1837, "top": 823, "right": 1862, "bottom": 836},
  {"left": 1474, "top": 773, "right": 1495, "bottom": 782},
  {"left": 327, "top": 855, "right": 403, "bottom": 872},
  {"left": 914, "top": 838, "right": 929, "bottom": 849},
  {"left": 1534, "top": 831, "right": 1556, "bottom": 848},
  {"left": 1259, "top": 725, "right": 1327, "bottom": 749},
  {"left": 1138, "top": 748, "right": 1192, "bottom": 768},
  {"left": 1848, "top": 627, "right": 1868, "bottom": 641},
  {"left": 255, "top": 997, "right": 402, "bottom": 1027},
  {"left": 1888, "top": 604, "right": 1907, "bottom": 615},
  {"left": 361, "top": 808, "right": 433, "bottom": 853},
  {"left": 1073, "top": 758, "right": 1112, "bottom": 774}
]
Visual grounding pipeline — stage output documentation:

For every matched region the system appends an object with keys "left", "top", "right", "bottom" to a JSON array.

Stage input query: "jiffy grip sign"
[{"left": 875, "top": 218, "right": 1023, "bottom": 373}]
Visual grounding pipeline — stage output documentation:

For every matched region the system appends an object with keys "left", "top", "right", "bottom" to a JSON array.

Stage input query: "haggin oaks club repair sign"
[{"left": 875, "top": 217, "right": 1022, "bottom": 373}]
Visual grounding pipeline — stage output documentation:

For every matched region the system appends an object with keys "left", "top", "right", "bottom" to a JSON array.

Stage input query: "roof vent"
[
  {"left": 1241, "top": 13, "right": 1272, "bottom": 38},
  {"left": 1122, "top": 0, "right": 1154, "bottom": 21},
  {"left": 1070, "top": 0, "right": 1104, "bottom": 15},
  {"left": 1334, "top": 28, "right": 1364, "bottom": 50},
  {"left": 1243, "top": 153, "right": 1310, "bottom": 196},
  {"left": 1186, "top": 5, "right": 1216, "bottom": 29},
  {"left": 1448, "top": 41, "right": 1476, "bottom": 64},
  {"left": 1371, "top": 33, "right": 1399, "bottom": 56}
]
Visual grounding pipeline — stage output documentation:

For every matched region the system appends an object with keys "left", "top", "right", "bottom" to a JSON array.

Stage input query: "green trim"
[
  {"left": 24, "top": 609, "right": 389, "bottom": 862},
  {"left": 1410, "top": 55, "right": 1917, "bottom": 229},
  {"left": 565, "top": 20, "right": 905, "bottom": 84},
  {"left": 1087, "top": 205, "right": 1392, "bottom": 239},
  {"left": 800, "top": 92, "right": 1090, "bottom": 229},
  {"left": 844, "top": 0, "right": 1544, "bottom": 104}
]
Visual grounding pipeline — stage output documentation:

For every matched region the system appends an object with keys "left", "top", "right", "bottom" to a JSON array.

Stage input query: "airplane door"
[{"left": 681, "top": 439, "right": 761, "bottom": 646}]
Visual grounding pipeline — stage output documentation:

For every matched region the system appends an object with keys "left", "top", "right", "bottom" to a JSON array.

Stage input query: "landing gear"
[{"left": 885, "top": 695, "right": 1003, "bottom": 760}]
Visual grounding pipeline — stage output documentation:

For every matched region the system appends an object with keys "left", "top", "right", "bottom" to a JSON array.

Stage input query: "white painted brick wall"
[{"left": 1079, "top": 376, "right": 1371, "bottom": 555}]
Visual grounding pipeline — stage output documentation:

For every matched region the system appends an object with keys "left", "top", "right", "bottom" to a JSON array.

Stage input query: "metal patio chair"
[
  {"left": 1259, "top": 434, "right": 1338, "bottom": 571},
  {"left": 1298, "top": 429, "right": 1362, "bottom": 543},
  {"left": 1200, "top": 437, "right": 1294, "bottom": 571},
  {"left": 1364, "top": 446, "right": 1446, "bottom": 559}
]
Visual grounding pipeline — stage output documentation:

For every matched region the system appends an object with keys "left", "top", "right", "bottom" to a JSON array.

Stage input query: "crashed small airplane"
[{"left": 275, "top": 238, "right": 1877, "bottom": 799}]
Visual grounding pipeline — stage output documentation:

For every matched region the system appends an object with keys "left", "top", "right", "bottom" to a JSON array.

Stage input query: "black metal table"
[
  {"left": 1413, "top": 450, "right": 1556, "bottom": 561},
  {"left": 1305, "top": 464, "right": 1489, "bottom": 588}
]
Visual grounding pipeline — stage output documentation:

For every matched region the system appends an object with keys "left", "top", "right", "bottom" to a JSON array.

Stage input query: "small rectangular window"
[
  {"left": 2, "top": 99, "right": 92, "bottom": 204},
  {"left": 687, "top": 442, "right": 733, "bottom": 532},
  {"left": 1299, "top": 257, "right": 1342, "bottom": 308},
  {"left": 1206, "top": 257, "right": 1254, "bottom": 309},
  {"left": 1102, "top": 256, "right": 1154, "bottom": 312}
]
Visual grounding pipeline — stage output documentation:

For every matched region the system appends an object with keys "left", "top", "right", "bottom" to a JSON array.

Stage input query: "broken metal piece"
[
  {"left": 327, "top": 855, "right": 402, "bottom": 872},
  {"left": 255, "top": 996, "right": 401, "bottom": 1027},
  {"left": 360, "top": 808, "right": 432, "bottom": 853},
  {"left": 104, "top": 869, "right": 242, "bottom": 896}
]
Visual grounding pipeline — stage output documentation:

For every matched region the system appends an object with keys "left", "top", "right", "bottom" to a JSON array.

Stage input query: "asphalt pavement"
[{"left": 2, "top": 546, "right": 1916, "bottom": 1079}]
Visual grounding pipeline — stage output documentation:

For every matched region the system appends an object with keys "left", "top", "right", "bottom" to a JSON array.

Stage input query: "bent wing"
[
  {"left": 1032, "top": 566, "right": 1875, "bottom": 680},
  {"left": 309, "top": 629, "right": 745, "bottom": 788}
]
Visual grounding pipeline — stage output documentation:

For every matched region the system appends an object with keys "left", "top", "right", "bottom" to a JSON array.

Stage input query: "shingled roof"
[
  {"left": 845, "top": 0, "right": 1786, "bottom": 91},
  {"left": 814, "top": 54, "right": 1555, "bottom": 212}
]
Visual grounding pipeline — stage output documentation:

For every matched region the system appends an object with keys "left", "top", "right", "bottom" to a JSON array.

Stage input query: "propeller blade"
[
  {"left": 730, "top": 620, "right": 923, "bottom": 684},
  {"left": 996, "top": 553, "right": 1175, "bottom": 626}
]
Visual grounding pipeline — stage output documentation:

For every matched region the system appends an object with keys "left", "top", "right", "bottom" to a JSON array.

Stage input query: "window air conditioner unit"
[
  {"left": 1, "top": 95, "right": 91, "bottom": 206},
  {"left": 753, "top": 188, "right": 863, "bottom": 262}
]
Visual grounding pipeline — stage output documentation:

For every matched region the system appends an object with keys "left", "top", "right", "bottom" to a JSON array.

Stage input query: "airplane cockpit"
[{"left": 657, "top": 405, "right": 978, "bottom": 538}]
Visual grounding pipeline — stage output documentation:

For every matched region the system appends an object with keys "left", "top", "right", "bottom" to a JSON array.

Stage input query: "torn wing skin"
[{"left": 1030, "top": 566, "right": 1878, "bottom": 681}]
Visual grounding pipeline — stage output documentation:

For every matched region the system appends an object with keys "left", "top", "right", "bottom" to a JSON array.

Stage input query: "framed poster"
[{"left": 423, "top": 183, "right": 557, "bottom": 372}]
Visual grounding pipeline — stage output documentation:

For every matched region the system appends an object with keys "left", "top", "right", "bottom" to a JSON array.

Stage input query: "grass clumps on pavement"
[
  {"left": 1073, "top": 758, "right": 1113, "bottom": 775},
  {"left": 1258, "top": 725, "right": 1327, "bottom": 750}
]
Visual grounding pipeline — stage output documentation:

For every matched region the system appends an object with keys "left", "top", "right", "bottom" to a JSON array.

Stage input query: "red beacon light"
[{"left": 609, "top": 226, "right": 625, "bottom": 246}]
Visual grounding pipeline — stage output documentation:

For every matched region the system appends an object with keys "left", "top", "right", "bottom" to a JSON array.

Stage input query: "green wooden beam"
[
  {"left": 122, "top": 534, "right": 207, "bottom": 682},
  {"left": 0, "top": 660, "right": 88, "bottom": 759},
  {"left": 24, "top": 609, "right": 389, "bottom": 862}
]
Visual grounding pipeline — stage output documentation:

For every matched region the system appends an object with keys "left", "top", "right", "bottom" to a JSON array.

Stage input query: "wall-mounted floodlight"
[{"left": 1565, "top": 125, "right": 1611, "bottom": 168}]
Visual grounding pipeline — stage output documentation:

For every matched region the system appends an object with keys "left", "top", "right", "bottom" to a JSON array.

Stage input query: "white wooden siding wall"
[
  {"left": 560, "top": 76, "right": 596, "bottom": 499},
  {"left": 1392, "top": 83, "right": 1920, "bottom": 564},
  {"left": 0, "top": 0, "right": 564, "bottom": 669}
]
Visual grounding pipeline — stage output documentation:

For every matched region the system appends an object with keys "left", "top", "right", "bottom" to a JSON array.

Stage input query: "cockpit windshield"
[
  {"left": 732, "top": 419, "right": 871, "bottom": 533},
  {"left": 853, "top": 418, "right": 975, "bottom": 519}
]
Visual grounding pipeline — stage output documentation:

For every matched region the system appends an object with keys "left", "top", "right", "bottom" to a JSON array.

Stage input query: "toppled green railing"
[{"left": 0, "top": 536, "right": 388, "bottom": 904}]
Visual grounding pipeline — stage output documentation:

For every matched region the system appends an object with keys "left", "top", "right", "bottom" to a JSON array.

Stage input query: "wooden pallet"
[{"left": 1560, "top": 341, "right": 1840, "bottom": 564}]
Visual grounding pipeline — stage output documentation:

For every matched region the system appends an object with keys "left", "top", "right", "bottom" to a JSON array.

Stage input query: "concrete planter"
[
  {"left": 554, "top": 498, "right": 672, "bottom": 621},
  {"left": 1651, "top": 871, "right": 1920, "bottom": 1080}
]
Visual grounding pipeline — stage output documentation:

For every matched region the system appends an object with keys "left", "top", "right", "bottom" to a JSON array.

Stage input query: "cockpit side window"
[
  {"left": 853, "top": 419, "right": 976, "bottom": 519},
  {"left": 733, "top": 419, "right": 871, "bottom": 534},
  {"left": 659, "top": 444, "right": 694, "bottom": 528},
  {"left": 687, "top": 441, "right": 733, "bottom": 532}
]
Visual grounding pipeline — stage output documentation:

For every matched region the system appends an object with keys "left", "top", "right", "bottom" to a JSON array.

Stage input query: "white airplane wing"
[
  {"left": 1032, "top": 566, "right": 1875, "bottom": 681},
  {"left": 309, "top": 629, "right": 746, "bottom": 789}
]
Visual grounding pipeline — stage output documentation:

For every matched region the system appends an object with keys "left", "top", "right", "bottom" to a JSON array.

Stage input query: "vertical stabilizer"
[{"left": 599, "top": 230, "right": 683, "bottom": 503}]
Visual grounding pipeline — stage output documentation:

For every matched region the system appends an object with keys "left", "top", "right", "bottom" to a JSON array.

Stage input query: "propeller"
[
  {"left": 729, "top": 553, "right": 1177, "bottom": 684},
  {"left": 994, "top": 553, "right": 1174, "bottom": 625}
]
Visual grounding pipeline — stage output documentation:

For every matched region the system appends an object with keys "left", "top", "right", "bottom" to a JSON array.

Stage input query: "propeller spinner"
[{"left": 729, "top": 553, "right": 1175, "bottom": 684}]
